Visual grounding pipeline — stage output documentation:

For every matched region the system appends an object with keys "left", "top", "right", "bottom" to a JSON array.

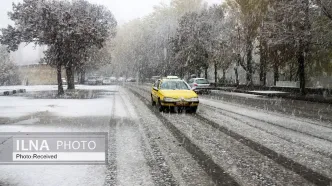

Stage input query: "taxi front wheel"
[
  {"left": 191, "top": 106, "right": 198, "bottom": 113},
  {"left": 157, "top": 99, "right": 164, "bottom": 112},
  {"left": 151, "top": 96, "right": 156, "bottom": 106}
]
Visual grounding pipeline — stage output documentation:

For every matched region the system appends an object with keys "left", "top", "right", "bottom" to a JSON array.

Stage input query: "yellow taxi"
[{"left": 151, "top": 76, "right": 199, "bottom": 113}]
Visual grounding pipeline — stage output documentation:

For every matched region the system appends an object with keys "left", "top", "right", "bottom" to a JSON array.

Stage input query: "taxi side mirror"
[{"left": 153, "top": 87, "right": 158, "bottom": 91}]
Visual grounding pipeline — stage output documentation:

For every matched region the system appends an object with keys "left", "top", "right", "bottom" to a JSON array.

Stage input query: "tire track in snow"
[
  {"left": 205, "top": 91, "right": 332, "bottom": 124},
  {"left": 118, "top": 91, "right": 177, "bottom": 186},
  {"left": 139, "top": 84, "right": 332, "bottom": 129},
  {"left": 134, "top": 85, "right": 332, "bottom": 157},
  {"left": 124, "top": 88, "right": 215, "bottom": 186},
  {"left": 199, "top": 98, "right": 332, "bottom": 143},
  {"left": 129, "top": 85, "right": 332, "bottom": 186},
  {"left": 193, "top": 114, "right": 332, "bottom": 185},
  {"left": 200, "top": 104, "right": 332, "bottom": 159},
  {"left": 127, "top": 87, "right": 240, "bottom": 186},
  {"left": 104, "top": 92, "right": 117, "bottom": 186}
]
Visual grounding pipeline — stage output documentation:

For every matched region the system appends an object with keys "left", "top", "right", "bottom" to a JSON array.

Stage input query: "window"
[
  {"left": 160, "top": 81, "right": 190, "bottom": 90},
  {"left": 154, "top": 80, "right": 160, "bottom": 88},
  {"left": 196, "top": 79, "right": 209, "bottom": 84}
]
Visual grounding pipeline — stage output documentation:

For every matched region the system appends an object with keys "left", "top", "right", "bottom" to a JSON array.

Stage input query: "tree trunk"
[
  {"left": 222, "top": 69, "right": 226, "bottom": 84},
  {"left": 204, "top": 67, "right": 208, "bottom": 79},
  {"left": 297, "top": 46, "right": 306, "bottom": 95},
  {"left": 66, "top": 66, "right": 75, "bottom": 90},
  {"left": 246, "top": 36, "right": 253, "bottom": 85},
  {"left": 80, "top": 69, "right": 85, "bottom": 84},
  {"left": 289, "top": 62, "right": 294, "bottom": 81},
  {"left": 273, "top": 63, "right": 279, "bottom": 86},
  {"left": 297, "top": 0, "right": 309, "bottom": 95},
  {"left": 259, "top": 45, "right": 267, "bottom": 86},
  {"left": 214, "top": 60, "right": 217, "bottom": 87},
  {"left": 235, "top": 67, "right": 239, "bottom": 86},
  {"left": 57, "top": 64, "right": 64, "bottom": 95},
  {"left": 197, "top": 69, "right": 201, "bottom": 78},
  {"left": 259, "top": 62, "right": 264, "bottom": 86}
]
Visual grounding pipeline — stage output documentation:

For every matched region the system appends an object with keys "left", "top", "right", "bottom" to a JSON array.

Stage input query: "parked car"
[
  {"left": 118, "top": 77, "right": 125, "bottom": 82},
  {"left": 103, "top": 77, "right": 112, "bottom": 85},
  {"left": 110, "top": 77, "right": 117, "bottom": 82},
  {"left": 187, "top": 78, "right": 211, "bottom": 94},
  {"left": 151, "top": 76, "right": 161, "bottom": 83},
  {"left": 126, "top": 77, "right": 136, "bottom": 82},
  {"left": 87, "top": 76, "right": 97, "bottom": 85},
  {"left": 96, "top": 77, "right": 104, "bottom": 85},
  {"left": 62, "top": 78, "right": 67, "bottom": 85}
]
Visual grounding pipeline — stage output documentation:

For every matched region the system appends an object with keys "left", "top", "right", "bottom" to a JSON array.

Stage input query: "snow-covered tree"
[
  {"left": 0, "top": 45, "right": 20, "bottom": 85},
  {"left": 262, "top": 0, "right": 310, "bottom": 94},
  {"left": 0, "top": 0, "right": 117, "bottom": 95},
  {"left": 225, "top": 0, "right": 268, "bottom": 85}
]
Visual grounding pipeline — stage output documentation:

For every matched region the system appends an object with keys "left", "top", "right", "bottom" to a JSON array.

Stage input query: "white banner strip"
[{"left": 13, "top": 152, "right": 105, "bottom": 161}]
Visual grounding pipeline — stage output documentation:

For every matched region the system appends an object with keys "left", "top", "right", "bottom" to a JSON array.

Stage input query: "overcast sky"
[{"left": 0, "top": 0, "right": 222, "bottom": 65}]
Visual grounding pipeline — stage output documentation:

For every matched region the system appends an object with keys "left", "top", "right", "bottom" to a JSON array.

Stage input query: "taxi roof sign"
[{"left": 166, "top": 76, "right": 180, "bottom": 79}]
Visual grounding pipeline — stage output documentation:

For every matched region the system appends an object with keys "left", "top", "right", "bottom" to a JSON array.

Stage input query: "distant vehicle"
[
  {"left": 151, "top": 76, "right": 161, "bottom": 82},
  {"left": 110, "top": 77, "right": 117, "bottom": 82},
  {"left": 96, "top": 77, "right": 104, "bottom": 85},
  {"left": 87, "top": 76, "right": 97, "bottom": 85},
  {"left": 187, "top": 78, "right": 211, "bottom": 94},
  {"left": 118, "top": 77, "right": 125, "bottom": 82},
  {"left": 151, "top": 78, "right": 199, "bottom": 113},
  {"left": 103, "top": 77, "right": 112, "bottom": 85},
  {"left": 61, "top": 78, "right": 67, "bottom": 85},
  {"left": 126, "top": 77, "right": 136, "bottom": 82}
]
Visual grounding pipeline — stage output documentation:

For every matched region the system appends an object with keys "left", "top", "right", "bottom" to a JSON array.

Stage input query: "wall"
[{"left": 18, "top": 64, "right": 66, "bottom": 85}]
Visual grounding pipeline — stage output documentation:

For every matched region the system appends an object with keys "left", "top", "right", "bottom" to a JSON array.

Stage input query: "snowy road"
[{"left": 0, "top": 85, "right": 331, "bottom": 185}]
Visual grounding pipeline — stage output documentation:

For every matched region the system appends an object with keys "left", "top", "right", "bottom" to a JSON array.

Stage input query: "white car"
[
  {"left": 102, "top": 77, "right": 112, "bottom": 85},
  {"left": 187, "top": 78, "right": 211, "bottom": 94},
  {"left": 62, "top": 78, "right": 67, "bottom": 85},
  {"left": 110, "top": 77, "right": 117, "bottom": 82},
  {"left": 118, "top": 77, "right": 125, "bottom": 82},
  {"left": 87, "top": 77, "right": 97, "bottom": 85}
]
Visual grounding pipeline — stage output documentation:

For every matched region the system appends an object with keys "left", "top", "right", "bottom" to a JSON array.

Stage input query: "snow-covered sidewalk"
[
  {"left": 0, "top": 85, "right": 118, "bottom": 120},
  {"left": 249, "top": 90, "right": 289, "bottom": 94}
]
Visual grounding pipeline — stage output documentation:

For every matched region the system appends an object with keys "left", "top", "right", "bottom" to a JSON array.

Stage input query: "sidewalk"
[{"left": 212, "top": 87, "right": 332, "bottom": 104}]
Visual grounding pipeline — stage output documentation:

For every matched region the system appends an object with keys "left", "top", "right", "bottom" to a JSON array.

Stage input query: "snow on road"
[
  {"left": 111, "top": 90, "right": 154, "bottom": 186},
  {"left": 199, "top": 98, "right": 332, "bottom": 142},
  {"left": 128, "top": 85, "right": 332, "bottom": 185},
  {"left": 1, "top": 84, "right": 332, "bottom": 185}
]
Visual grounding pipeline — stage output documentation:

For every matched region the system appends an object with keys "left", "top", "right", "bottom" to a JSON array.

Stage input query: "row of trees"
[
  {"left": 113, "top": 0, "right": 332, "bottom": 94},
  {"left": 0, "top": 45, "right": 20, "bottom": 85},
  {"left": 0, "top": 0, "right": 117, "bottom": 95}
]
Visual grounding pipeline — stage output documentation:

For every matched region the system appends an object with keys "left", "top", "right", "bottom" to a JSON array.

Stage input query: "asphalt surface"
[{"left": 0, "top": 85, "right": 331, "bottom": 186}]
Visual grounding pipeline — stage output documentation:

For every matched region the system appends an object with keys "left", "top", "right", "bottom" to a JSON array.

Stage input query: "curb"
[
  {"left": 211, "top": 88, "right": 332, "bottom": 104},
  {"left": 2, "top": 89, "right": 26, "bottom": 96}
]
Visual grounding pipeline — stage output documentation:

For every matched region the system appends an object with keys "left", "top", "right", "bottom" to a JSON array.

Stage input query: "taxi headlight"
[
  {"left": 164, "top": 97, "right": 177, "bottom": 102},
  {"left": 190, "top": 97, "right": 199, "bottom": 102}
]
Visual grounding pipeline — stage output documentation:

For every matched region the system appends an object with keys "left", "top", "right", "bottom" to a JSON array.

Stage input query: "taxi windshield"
[{"left": 160, "top": 81, "right": 190, "bottom": 90}]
